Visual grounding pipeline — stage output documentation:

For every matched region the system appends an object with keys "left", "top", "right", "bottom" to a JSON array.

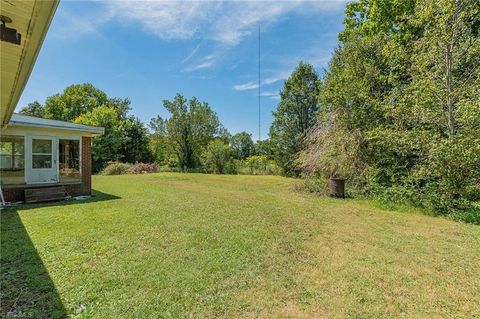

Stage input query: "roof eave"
[
  {"left": 1, "top": 0, "right": 59, "bottom": 127},
  {"left": 7, "top": 122, "right": 105, "bottom": 136}
]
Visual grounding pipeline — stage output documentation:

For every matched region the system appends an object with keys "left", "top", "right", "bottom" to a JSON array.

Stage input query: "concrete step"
[{"left": 24, "top": 186, "right": 67, "bottom": 203}]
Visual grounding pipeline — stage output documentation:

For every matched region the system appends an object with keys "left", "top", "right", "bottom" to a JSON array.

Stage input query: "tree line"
[
  {"left": 20, "top": 85, "right": 276, "bottom": 175},
  {"left": 275, "top": 0, "right": 480, "bottom": 221}
]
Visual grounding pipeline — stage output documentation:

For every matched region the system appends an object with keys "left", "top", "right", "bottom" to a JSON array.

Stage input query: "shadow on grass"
[
  {"left": 0, "top": 190, "right": 119, "bottom": 318},
  {"left": 14, "top": 189, "right": 121, "bottom": 211}
]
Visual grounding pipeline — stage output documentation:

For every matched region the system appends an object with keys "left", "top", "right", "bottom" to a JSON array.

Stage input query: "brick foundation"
[{"left": 2, "top": 136, "right": 92, "bottom": 202}]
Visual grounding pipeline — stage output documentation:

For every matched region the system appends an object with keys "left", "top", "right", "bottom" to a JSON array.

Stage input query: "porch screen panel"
[
  {"left": 59, "top": 139, "right": 80, "bottom": 183},
  {"left": 0, "top": 136, "right": 25, "bottom": 185}
]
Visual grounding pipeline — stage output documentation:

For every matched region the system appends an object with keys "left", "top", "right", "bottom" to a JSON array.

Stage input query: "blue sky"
[{"left": 18, "top": 0, "right": 347, "bottom": 139}]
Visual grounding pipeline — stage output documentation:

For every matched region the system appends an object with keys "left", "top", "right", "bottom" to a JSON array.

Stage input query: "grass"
[{"left": 1, "top": 173, "right": 479, "bottom": 318}]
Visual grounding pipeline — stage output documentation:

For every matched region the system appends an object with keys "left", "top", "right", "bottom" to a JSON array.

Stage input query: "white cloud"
[
  {"left": 184, "top": 54, "right": 215, "bottom": 71},
  {"left": 107, "top": 1, "right": 211, "bottom": 40},
  {"left": 52, "top": 5, "right": 113, "bottom": 40},
  {"left": 182, "top": 42, "right": 202, "bottom": 64},
  {"left": 261, "top": 46, "right": 333, "bottom": 84},
  {"left": 104, "top": 0, "right": 347, "bottom": 45},
  {"left": 262, "top": 73, "right": 290, "bottom": 85},
  {"left": 233, "top": 81, "right": 259, "bottom": 91},
  {"left": 260, "top": 90, "right": 280, "bottom": 99},
  {"left": 233, "top": 44, "right": 333, "bottom": 93}
]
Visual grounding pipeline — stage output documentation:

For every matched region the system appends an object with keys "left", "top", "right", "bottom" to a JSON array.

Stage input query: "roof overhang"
[
  {"left": 4, "top": 114, "right": 104, "bottom": 136},
  {"left": 1, "top": 0, "right": 59, "bottom": 127}
]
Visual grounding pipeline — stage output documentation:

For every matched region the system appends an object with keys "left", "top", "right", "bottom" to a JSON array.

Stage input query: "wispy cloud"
[
  {"left": 54, "top": 1, "right": 347, "bottom": 45},
  {"left": 260, "top": 90, "right": 280, "bottom": 99},
  {"left": 104, "top": 1, "right": 347, "bottom": 45},
  {"left": 182, "top": 42, "right": 202, "bottom": 64},
  {"left": 262, "top": 72, "right": 291, "bottom": 85},
  {"left": 233, "top": 72, "right": 288, "bottom": 92},
  {"left": 261, "top": 46, "right": 334, "bottom": 84},
  {"left": 52, "top": 5, "right": 113, "bottom": 40},
  {"left": 184, "top": 55, "right": 215, "bottom": 72},
  {"left": 233, "top": 44, "right": 333, "bottom": 93},
  {"left": 233, "top": 81, "right": 259, "bottom": 91}
]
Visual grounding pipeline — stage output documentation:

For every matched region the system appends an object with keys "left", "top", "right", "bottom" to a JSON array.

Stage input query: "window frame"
[
  {"left": 31, "top": 138, "right": 54, "bottom": 169},
  {"left": 58, "top": 138, "right": 82, "bottom": 183},
  {"left": 0, "top": 135, "right": 26, "bottom": 185}
]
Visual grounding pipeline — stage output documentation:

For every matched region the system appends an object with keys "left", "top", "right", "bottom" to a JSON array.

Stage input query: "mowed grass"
[{"left": 1, "top": 173, "right": 479, "bottom": 318}]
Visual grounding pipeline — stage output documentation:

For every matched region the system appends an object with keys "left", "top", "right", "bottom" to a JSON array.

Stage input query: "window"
[
  {"left": 0, "top": 136, "right": 25, "bottom": 185},
  {"left": 32, "top": 139, "right": 53, "bottom": 168},
  {"left": 59, "top": 139, "right": 80, "bottom": 183}
]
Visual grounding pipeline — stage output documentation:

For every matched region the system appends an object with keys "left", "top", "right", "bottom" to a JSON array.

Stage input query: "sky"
[{"left": 18, "top": 0, "right": 347, "bottom": 140}]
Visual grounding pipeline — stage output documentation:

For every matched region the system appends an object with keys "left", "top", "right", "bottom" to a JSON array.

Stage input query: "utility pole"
[{"left": 258, "top": 25, "right": 261, "bottom": 141}]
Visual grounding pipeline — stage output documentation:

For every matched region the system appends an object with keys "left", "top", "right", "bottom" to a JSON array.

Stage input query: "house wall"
[{"left": 2, "top": 136, "right": 92, "bottom": 202}]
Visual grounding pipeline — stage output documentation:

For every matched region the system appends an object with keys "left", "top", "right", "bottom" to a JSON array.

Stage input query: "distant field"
[{"left": 2, "top": 173, "right": 479, "bottom": 318}]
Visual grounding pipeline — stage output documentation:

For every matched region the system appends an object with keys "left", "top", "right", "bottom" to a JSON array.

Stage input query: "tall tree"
[
  {"left": 269, "top": 62, "right": 321, "bottom": 175},
  {"left": 230, "top": 132, "right": 254, "bottom": 160},
  {"left": 75, "top": 106, "right": 125, "bottom": 172},
  {"left": 160, "top": 94, "right": 224, "bottom": 170},
  {"left": 32, "top": 83, "right": 152, "bottom": 171},
  {"left": 19, "top": 101, "right": 45, "bottom": 118},
  {"left": 253, "top": 139, "right": 275, "bottom": 159},
  {"left": 122, "top": 117, "right": 154, "bottom": 164},
  {"left": 44, "top": 83, "right": 110, "bottom": 121},
  {"left": 148, "top": 116, "right": 170, "bottom": 165},
  {"left": 409, "top": 0, "right": 480, "bottom": 136}
]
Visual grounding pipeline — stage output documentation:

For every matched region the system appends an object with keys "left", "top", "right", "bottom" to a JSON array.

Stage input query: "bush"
[
  {"left": 428, "top": 134, "right": 480, "bottom": 201},
  {"left": 243, "top": 155, "right": 281, "bottom": 175},
  {"left": 451, "top": 204, "right": 480, "bottom": 225},
  {"left": 296, "top": 114, "right": 365, "bottom": 181},
  {"left": 101, "top": 161, "right": 131, "bottom": 175},
  {"left": 159, "top": 166, "right": 203, "bottom": 173},
  {"left": 127, "top": 162, "right": 159, "bottom": 174},
  {"left": 201, "top": 140, "right": 236, "bottom": 174}
]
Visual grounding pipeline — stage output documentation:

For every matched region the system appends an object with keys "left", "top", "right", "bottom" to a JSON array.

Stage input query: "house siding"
[{"left": 2, "top": 136, "right": 92, "bottom": 202}]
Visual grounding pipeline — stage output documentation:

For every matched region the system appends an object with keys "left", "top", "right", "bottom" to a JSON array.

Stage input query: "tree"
[
  {"left": 201, "top": 140, "right": 235, "bottom": 174},
  {"left": 148, "top": 116, "right": 170, "bottom": 165},
  {"left": 122, "top": 117, "right": 154, "bottom": 164},
  {"left": 25, "top": 83, "right": 153, "bottom": 172},
  {"left": 159, "top": 94, "right": 224, "bottom": 170},
  {"left": 409, "top": 0, "right": 480, "bottom": 136},
  {"left": 269, "top": 61, "right": 321, "bottom": 175},
  {"left": 75, "top": 106, "right": 125, "bottom": 172},
  {"left": 44, "top": 83, "right": 110, "bottom": 121},
  {"left": 253, "top": 139, "right": 275, "bottom": 159},
  {"left": 244, "top": 155, "right": 268, "bottom": 175},
  {"left": 230, "top": 132, "right": 254, "bottom": 160},
  {"left": 19, "top": 101, "right": 45, "bottom": 118}
]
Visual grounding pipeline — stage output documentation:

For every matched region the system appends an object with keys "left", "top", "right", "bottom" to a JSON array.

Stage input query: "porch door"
[{"left": 26, "top": 136, "right": 58, "bottom": 184}]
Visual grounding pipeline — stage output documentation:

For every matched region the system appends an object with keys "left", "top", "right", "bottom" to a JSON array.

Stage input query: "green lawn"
[{"left": 1, "top": 173, "right": 479, "bottom": 318}]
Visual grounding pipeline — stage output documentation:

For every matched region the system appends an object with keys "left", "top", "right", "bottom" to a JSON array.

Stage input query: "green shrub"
[
  {"left": 428, "top": 134, "right": 480, "bottom": 201},
  {"left": 451, "top": 204, "right": 480, "bottom": 225},
  {"left": 243, "top": 155, "right": 280, "bottom": 175},
  {"left": 159, "top": 166, "right": 203, "bottom": 173},
  {"left": 101, "top": 161, "right": 131, "bottom": 175},
  {"left": 201, "top": 140, "right": 236, "bottom": 174}
]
